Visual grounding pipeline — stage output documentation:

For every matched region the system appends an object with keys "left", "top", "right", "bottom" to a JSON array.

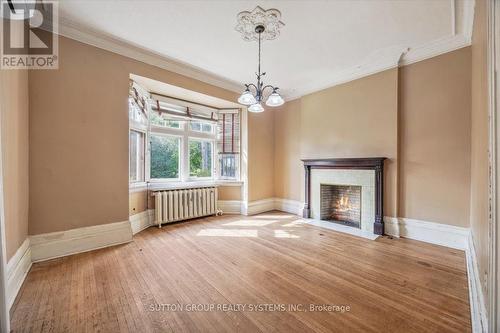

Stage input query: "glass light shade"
[
  {"left": 265, "top": 92, "right": 285, "bottom": 107},
  {"left": 248, "top": 103, "right": 265, "bottom": 113},
  {"left": 238, "top": 90, "right": 257, "bottom": 106}
]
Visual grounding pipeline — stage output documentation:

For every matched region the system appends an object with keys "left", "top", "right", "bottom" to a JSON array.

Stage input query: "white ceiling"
[{"left": 57, "top": 0, "right": 473, "bottom": 99}]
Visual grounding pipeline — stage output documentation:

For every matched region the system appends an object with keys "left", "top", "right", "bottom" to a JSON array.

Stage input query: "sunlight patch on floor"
[
  {"left": 282, "top": 220, "right": 307, "bottom": 227},
  {"left": 223, "top": 219, "right": 278, "bottom": 227},
  {"left": 197, "top": 229, "right": 258, "bottom": 237},
  {"left": 252, "top": 214, "right": 294, "bottom": 220},
  {"left": 274, "top": 230, "right": 300, "bottom": 239}
]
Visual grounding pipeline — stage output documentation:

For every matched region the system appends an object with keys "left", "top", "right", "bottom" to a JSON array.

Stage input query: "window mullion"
[{"left": 182, "top": 131, "right": 189, "bottom": 182}]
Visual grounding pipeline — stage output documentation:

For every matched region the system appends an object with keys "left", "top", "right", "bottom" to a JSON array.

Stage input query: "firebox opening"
[{"left": 320, "top": 184, "right": 362, "bottom": 228}]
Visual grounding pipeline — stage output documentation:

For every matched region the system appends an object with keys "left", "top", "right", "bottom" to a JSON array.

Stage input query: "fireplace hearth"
[{"left": 320, "top": 184, "right": 361, "bottom": 228}]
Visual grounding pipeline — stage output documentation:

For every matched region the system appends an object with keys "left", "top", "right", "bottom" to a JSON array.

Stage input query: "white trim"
[
  {"left": 384, "top": 216, "right": 469, "bottom": 250},
  {"left": 466, "top": 231, "right": 489, "bottom": 333},
  {"left": 246, "top": 198, "right": 276, "bottom": 215},
  {"left": 148, "top": 181, "right": 241, "bottom": 191},
  {"left": 30, "top": 221, "right": 133, "bottom": 262},
  {"left": 274, "top": 198, "right": 304, "bottom": 216},
  {"left": 217, "top": 181, "right": 244, "bottom": 187},
  {"left": 488, "top": 0, "right": 500, "bottom": 331},
  {"left": 55, "top": 7, "right": 474, "bottom": 102},
  {"left": 244, "top": 198, "right": 304, "bottom": 216},
  {"left": 217, "top": 200, "right": 242, "bottom": 214},
  {"left": 130, "top": 209, "right": 155, "bottom": 235},
  {"left": 0, "top": 64, "right": 11, "bottom": 332},
  {"left": 5, "top": 238, "right": 31, "bottom": 309},
  {"left": 56, "top": 17, "right": 242, "bottom": 94},
  {"left": 400, "top": 34, "right": 470, "bottom": 66}
]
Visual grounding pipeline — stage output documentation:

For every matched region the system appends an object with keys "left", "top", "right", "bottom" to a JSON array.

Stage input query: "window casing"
[{"left": 129, "top": 130, "right": 145, "bottom": 183}]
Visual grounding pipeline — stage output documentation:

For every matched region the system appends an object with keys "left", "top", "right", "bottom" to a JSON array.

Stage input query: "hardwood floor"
[{"left": 11, "top": 212, "right": 471, "bottom": 332}]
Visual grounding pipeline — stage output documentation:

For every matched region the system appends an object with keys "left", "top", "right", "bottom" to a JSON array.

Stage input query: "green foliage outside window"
[
  {"left": 150, "top": 110, "right": 181, "bottom": 129},
  {"left": 189, "top": 140, "right": 212, "bottom": 177},
  {"left": 150, "top": 135, "right": 179, "bottom": 179}
]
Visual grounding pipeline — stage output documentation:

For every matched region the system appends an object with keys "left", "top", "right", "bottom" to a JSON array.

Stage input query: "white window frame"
[
  {"left": 129, "top": 129, "right": 145, "bottom": 183},
  {"left": 129, "top": 116, "right": 147, "bottom": 187},
  {"left": 188, "top": 137, "right": 215, "bottom": 181},
  {"left": 217, "top": 110, "right": 241, "bottom": 182},
  {"left": 148, "top": 131, "right": 183, "bottom": 183}
]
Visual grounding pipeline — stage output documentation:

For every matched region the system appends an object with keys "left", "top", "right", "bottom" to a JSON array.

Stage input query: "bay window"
[{"left": 129, "top": 81, "right": 241, "bottom": 186}]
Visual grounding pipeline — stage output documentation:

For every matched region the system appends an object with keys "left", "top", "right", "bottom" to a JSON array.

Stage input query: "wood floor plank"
[{"left": 10, "top": 212, "right": 471, "bottom": 332}]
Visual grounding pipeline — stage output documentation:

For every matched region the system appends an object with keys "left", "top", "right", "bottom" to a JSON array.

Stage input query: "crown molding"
[
  {"left": 400, "top": 33, "right": 470, "bottom": 66},
  {"left": 283, "top": 0, "right": 475, "bottom": 100},
  {"left": 284, "top": 30, "right": 472, "bottom": 100},
  {"left": 55, "top": 17, "right": 243, "bottom": 94},
  {"left": 53, "top": 0, "right": 473, "bottom": 102}
]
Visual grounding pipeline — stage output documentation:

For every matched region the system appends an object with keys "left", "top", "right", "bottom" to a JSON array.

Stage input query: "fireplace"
[
  {"left": 302, "top": 157, "right": 386, "bottom": 235},
  {"left": 320, "top": 184, "right": 361, "bottom": 228}
]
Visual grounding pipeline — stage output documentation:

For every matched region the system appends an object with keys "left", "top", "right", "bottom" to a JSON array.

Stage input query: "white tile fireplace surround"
[{"left": 311, "top": 169, "right": 376, "bottom": 234}]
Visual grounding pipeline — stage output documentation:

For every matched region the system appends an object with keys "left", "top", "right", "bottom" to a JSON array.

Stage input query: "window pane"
[
  {"left": 150, "top": 110, "right": 181, "bottom": 129},
  {"left": 150, "top": 135, "right": 180, "bottom": 179},
  {"left": 128, "top": 98, "right": 147, "bottom": 125},
  {"left": 189, "top": 140, "right": 213, "bottom": 178},
  {"left": 219, "top": 154, "right": 237, "bottom": 179},
  {"left": 129, "top": 130, "right": 144, "bottom": 182},
  {"left": 190, "top": 121, "right": 213, "bottom": 133}
]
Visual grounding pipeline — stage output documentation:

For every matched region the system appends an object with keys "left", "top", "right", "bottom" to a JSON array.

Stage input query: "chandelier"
[{"left": 235, "top": 6, "right": 285, "bottom": 112}]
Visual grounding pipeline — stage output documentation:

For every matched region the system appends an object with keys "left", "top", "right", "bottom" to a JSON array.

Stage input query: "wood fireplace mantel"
[{"left": 302, "top": 157, "right": 386, "bottom": 235}]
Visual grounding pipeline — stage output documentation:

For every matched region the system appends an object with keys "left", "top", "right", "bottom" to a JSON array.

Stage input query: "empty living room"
[{"left": 0, "top": 0, "right": 499, "bottom": 332}]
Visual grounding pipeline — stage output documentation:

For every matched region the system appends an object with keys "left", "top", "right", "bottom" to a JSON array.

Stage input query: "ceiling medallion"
[
  {"left": 235, "top": 6, "right": 285, "bottom": 113},
  {"left": 235, "top": 6, "right": 284, "bottom": 42}
]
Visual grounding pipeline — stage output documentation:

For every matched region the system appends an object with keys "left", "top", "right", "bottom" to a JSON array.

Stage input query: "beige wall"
[
  {"left": 470, "top": 0, "right": 490, "bottom": 311},
  {"left": 273, "top": 69, "right": 399, "bottom": 216},
  {"left": 300, "top": 69, "right": 399, "bottom": 216},
  {"left": 0, "top": 20, "right": 30, "bottom": 260},
  {"left": 29, "top": 33, "right": 238, "bottom": 235},
  {"left": 218, "top": 185, "right": 241, "bottom": 201},
  {"left": 274, "top": 49, "right": 472, "bottom": 227},
  {"left": 248, "top": 110, "right": 274, "bottom": 201},
  {"left": 399, "top": 48, "right": 471, "bottom": 227},
  {"left": 129, "top": 190, "right": 149, "bottom": 215},
  {"left": 274, "top": 99, "right": 302, "bottom": 201}
]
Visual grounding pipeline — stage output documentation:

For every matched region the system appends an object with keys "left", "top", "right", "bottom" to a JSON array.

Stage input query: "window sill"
[
  {"left": 129, "top": 182, "right": 148, "bottom": 192},
  {"left": 130, "top": 180, "right": 243, "bottom": 192}
]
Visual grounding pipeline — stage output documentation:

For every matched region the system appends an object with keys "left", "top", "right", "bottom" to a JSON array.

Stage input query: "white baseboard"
[
  {"left": 384, "top": 216, "right": 469, "bottom": 250},
  {"left": 217, "top": 200, "right": 242, "bottom": 214},
  {"left": 130, "top": 209, "right": 154, "bottom": 234},
  {"left": 6, "top": 238, "right": 32, "bottom": 309},
  {"left": 243, "top": 197, "right": 304, "bottom": 216},
  {"left": 30, "top": 220, "right": 133, "bottom": 262},
  {"left": 274, "top": 198, "right": 304, "bottom": 215},
  {"left": 466, "top": 231, "right": 488, "bottom": 333},
  {"left": 246, "top": 198, "right": 277, "bottom": 215}
]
